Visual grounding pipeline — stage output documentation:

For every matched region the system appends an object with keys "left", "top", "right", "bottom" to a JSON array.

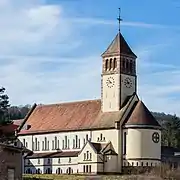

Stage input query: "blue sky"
[{"left": 1, "top": 0, "right": 180, "bottom": 115}]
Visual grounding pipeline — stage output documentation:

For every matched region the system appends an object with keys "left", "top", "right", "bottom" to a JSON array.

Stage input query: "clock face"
[
  {"left": 124, "top": 77, "right": 133, "bottom": 88},
  {"left": 106, "top": 77, "right": 115, "bottom": 88}
]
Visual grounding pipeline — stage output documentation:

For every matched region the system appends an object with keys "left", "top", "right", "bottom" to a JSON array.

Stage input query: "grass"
[
  {"left": 23, "top": 174, "right": 160, "bottom": 180},
  {"left": 23, "top": 165, "right": 180, "bottom": 180}
]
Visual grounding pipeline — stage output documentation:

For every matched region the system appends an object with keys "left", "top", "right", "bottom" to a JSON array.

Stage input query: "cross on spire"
[{"left": 117, "top": 8, "right": 122, "bottom": 33}]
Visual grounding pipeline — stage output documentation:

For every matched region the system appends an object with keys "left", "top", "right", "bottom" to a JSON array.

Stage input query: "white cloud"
[{"left": 1, "top": 0, "right": 180, "bottom": 118}]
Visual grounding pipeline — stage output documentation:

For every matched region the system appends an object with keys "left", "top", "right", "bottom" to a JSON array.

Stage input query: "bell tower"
[{"left": 101, "top": 11, "right": 137, "bottom": 112}]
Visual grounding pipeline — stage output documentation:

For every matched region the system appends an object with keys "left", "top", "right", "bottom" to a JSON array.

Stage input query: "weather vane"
[{"left": 117, "top": 8, "right": 122, "bottom": 32}]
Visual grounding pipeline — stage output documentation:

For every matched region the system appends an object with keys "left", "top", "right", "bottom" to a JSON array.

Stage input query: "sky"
[{"left": 1, "top": 0, "right": 180, "bottom": 115}]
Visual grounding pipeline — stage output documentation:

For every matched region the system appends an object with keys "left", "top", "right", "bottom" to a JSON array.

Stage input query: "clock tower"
[{"left": 101, "top": 32, "right": 137, "bottom": 112}]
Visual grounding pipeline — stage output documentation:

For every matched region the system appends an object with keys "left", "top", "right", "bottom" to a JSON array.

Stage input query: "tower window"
[
  {"left": 105, "top": 59, "right": 108, "bottom": 71},
  {"left": 113, "top": 58, "right": 117, "bottom": 69},
  {"left": 126, "top": 61, "right": 129, "bottom": 72},
  {"left": 130, "top": 61, "right": 133, "bottom": 73},
  {"left": 122, "top": 58, "right": 125, "bottom": 69},
  {"left": 109, "top": 58, "right": 112, "bottom": 69}
]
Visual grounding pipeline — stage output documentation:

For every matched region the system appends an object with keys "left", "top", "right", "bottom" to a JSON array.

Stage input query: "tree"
[
  {"left": 0, "top": 87, "right": 11, "bottom": 125},
  {"left": 161, "top": 114, "right": 180, "bottom": 148}
]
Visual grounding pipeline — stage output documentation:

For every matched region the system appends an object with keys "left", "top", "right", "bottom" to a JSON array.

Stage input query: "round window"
[{"left": 152, "top": 132, "right": 160, "bottom": 143}]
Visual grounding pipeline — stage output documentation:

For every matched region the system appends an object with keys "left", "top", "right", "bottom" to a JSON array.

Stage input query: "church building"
[{"left": 17, "top": 30, "right": 161, "bottom": 174}]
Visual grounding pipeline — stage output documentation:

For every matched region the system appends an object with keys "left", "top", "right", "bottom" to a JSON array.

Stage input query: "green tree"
[
  {"left": 0, "top": 87, "right": 11, "bottom": 125},
  {"left": 162, "top": 114, "right": 180, "bottom": 148}
]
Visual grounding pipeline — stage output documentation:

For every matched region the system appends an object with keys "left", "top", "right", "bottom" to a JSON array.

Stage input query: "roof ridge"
[{"left": 37, "top": 99, "right": 101, "bottom": 107}]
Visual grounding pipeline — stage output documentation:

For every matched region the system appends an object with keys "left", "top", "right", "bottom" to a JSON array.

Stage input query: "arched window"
[
  {"left": 86, "top": 165, "right": 88, "bottom": 173},
  {"left": 130, "top": 61, "right": 133, "bottom": 73},
  {"left": 136, "top": 162, "right": 138, "bottom": 166},
  {"left": 66, "top": 167, "right": 73, "bottom": 174},
  {"left": 100, "top": 133, "right": 103, "bottom": 141},
  {"left": 55, "top": 136, "right": 57, "bottom": 149},
  {"left": 126, "top": 61, "right": 129, "bottom": 72},
  {"left": 113, "top": 58, "right": 117, "bottom": 69},
  {"left": 132, "top": 162, "right": 134, "bottom": 166},
  {"left": 105, "top": 59, "right": 108, "bottom": 71},
  {"left": 146, "top": 162, "right": 148, "bottom": 166},
  {"left": 56, "top": 168, "right": 62, "bottom": 174},
  {"left": 36, "top": 168, "right": 41, "bottom": 174},
  {"left": 46, "top": 168, "right": 52, "bottom": 174},
  {"left": 44, "top": 137, "right": 47, "bottom": 150},
  {"left": 109, "top": 58, "right": 112, "bottom": 70},
  {"left": 141, "top": 162, "right": 143, "bottom": 166}
]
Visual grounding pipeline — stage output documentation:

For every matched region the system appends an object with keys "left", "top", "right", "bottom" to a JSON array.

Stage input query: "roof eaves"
[{"left": 17, "top": 103, "right": 37, "bottom": 132}]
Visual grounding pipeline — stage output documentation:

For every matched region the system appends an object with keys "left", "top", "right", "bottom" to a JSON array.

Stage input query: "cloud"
[
  {"left": 69, "top": 17, "right": 175, "bottom": 29},
  {"left": 137, "top": 43, "right": 180, "bottom": 116},
  {"left": 1, "top": 0, "right": 180, "bottom": 118}
]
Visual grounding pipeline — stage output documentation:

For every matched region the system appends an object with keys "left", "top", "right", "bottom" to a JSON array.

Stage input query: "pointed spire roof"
[
  {"left": 124, "top": 101, "right": 161, "bottom": 127},
  {"left": 102, "top": 32, "right": 137, "bottom": 58}
]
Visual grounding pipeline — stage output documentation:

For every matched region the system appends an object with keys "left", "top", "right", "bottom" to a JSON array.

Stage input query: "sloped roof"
[
  {"left": 26, "top": 151, "right": 79, "bottom": 159},
  {"left": 91, "top": 142, "right": 107, "bottom": 153},
  {"left": 18, "top": 99, "right": 124, "bottom": 135},
  {"left": 124, "top": 101, "right": 161, "bottom": 127},
  {"left": 102, "top": 32, "right": 137, "bottom": 58}
]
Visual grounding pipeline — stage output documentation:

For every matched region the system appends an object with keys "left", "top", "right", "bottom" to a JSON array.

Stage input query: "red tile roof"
[
  {"left": 19, "top": 99, "right": 121, "bottom": 135},
  {"left": 18, "top": 96, "right": 160, "bottom": 134},
  {"left": 124, "top": 101, "right": 161, "bottom": 127}
]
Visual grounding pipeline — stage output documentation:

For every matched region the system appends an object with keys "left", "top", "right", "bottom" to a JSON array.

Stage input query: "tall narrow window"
[
  {"left": 105, "top": 59, "right": 108, "bottom": 71},
  {"left": 73, "top": 139, "right": 75, "bottom": 148},
  {"left": 62, "top": 140, "right": 64, "bottom": 149},
  {"left": 45, "top": 137, "right": 47, "bottom": 150},
  {"left": 42, "top": 141, "right": 44, "bottom": 150},
  {"left": 109, "top": 58, "right": 112, "bottom": 69},
  {"left": 126, "top": 61, "right": 129, "bottom": 72},
  {"left": 123, "top": 132, "right": 127, "bottom": 155},
  {"left": 113, "top": 58, "right": 117, "bottom": 69},
  {"left": 52, "top": 140, "right": 54, "bottom": 150},
  {"left": 55, "top": 136, "right": 57, "bottom": 149},
  {"left": 89, "top": 153, "right": 92, "bottom": 160},
  {"left": 75, "top": 135, "right": 78, "bottom": 148},
  {"left": 130, "top": 61, "right": 133, "bottom": 73},
  {"left": 35, "top": 138, "right": 37, "bottom": 150},
  {"left": 65, "top": 136, "right": 67, "bottom": 149},
  {"left": 68, "top": 139, "right": 70, "bottom": 149},
  {"left": 100, "top": 133, "right": 103, "bottom": 141}
]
